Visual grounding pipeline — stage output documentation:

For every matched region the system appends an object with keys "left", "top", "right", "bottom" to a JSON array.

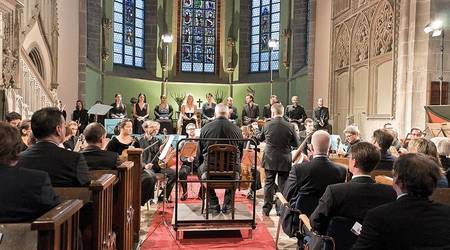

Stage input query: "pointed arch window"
[
  {"left": 180, "top": 0, "right": 217, "bottom": 73},
  {"left": 113, "top": 0, "right": 145, "bottom": 67},
  {"left": 250, "top": 0, "right": 280, "bottom": 72}
]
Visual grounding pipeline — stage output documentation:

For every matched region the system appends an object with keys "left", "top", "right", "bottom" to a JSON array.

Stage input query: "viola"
[{"left": 292, "top": 131, "right": 314, "bottom": 165}]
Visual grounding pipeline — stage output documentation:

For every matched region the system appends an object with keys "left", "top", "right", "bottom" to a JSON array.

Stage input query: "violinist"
[
  {"left": 105, "top": 119, "right": 139, "bottom": 155},
  {"left": 138, "top": 121, "right": 176, "bottom": 202},
  {"left": 241, "top": 125, "right": 262, "bottom": 200},
  {"left": 63, "top": 121, "right": 79, "bottom": 151},
  {"left": 178, "top": 123, "right": 199, "bottom": 201},
  {"left": 298, "top": 118, "right": 315, "bottom": 155}
]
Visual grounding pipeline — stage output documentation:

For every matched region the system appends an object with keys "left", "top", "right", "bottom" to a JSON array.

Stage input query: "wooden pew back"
[
  {"left": 54, "top": 174, "right": 117, "bottom": 250},
  {"left": 0, "top": 199, "right": 83, "bottom": 250},
  {"left": 126, "top": 149, "right": 143, "bottom": 244}
]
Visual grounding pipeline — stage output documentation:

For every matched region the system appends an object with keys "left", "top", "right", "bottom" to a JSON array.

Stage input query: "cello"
[{"left": 240, "top": 126, "right": 263, "bottom": 189}]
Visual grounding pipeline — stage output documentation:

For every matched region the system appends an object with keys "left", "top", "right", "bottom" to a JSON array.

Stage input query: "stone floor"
[{"left": 138, "top": 189, "right": 297, "bottom": 249}]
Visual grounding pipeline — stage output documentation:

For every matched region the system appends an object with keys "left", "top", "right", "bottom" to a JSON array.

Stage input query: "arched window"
[
  {"left": 28, "top": 47, "right": 45, "bottom": 79},
  {"left": 113, "top": 0, "right": 145, "bottom": 67},
  {"left": 250, "top": 0, "right": 280, "bottom": 72},
  {"left": 180, "top": 0, "right": 217, "bottom": 73}
]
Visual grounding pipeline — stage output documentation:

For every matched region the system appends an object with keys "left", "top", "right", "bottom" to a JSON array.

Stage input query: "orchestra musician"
[
  {"left": 88, "top": 100, "right": 106, "bottom": 125},
  {"left": 138, "top": 121, "right": 176, "bottom": 202},
  {"left": 178, "top": 123, "right": 199, "bottom": 200},
  {"left": 226, "top": 96, "right": 238, "bottom": 123},
  {"left": 72, "top": 100, "right": 89, "bottom": 133},
  {"left": 154, "top": 95, "right": 174, "bottom": 134},
  {"left": 312, "top": 98, "right": 330, "bottom": 132},
  {"left": 63, "top": 121, "right": 79, "bottom": 151},
  {"left": 201, "top": 93, "right": 216, "bottom": 126},
  {"left": 298, "top": 118, "right": 315, "bottom": 155},
  {"left": 256, "top": 103, "right": 300, "bottom": 216},
  {"left": 109, "top": 93, "right": 127, "bottom": 119},
  {"left": 179, "top": 93, "right": 198, "bottom": 135},
  {"left": 241, "top": 125, "right": 262, "bottom": 200},
  {"left": 242, "top": 94, "right": 259, "bottom": 125},
  {"left": 263, "top": 95, "right": 280, "bottom": 120},
  {"left": 285, "top": 96, "right": 307, "bottom": 129},
  {"left": 132, "top": 93, "right": 149, "bottom": 134}
]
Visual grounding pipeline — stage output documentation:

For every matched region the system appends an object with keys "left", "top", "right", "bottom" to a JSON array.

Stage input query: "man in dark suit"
[
  {"left": 310, "top": 142, "right": 396, "bottom": 235},
  {"left": 257, "top": 103, "right": 300, "bottom": 216},
  {"left": 16, "top": 107, "right": 90, "bottom": 187},
  {"left": 262, "top": 95, "right": 279, "bottom": 120},
  {"left": 198, "top": 103, "right": 243, "bottom": 213},
  {"left": 372, "top": 129, "right": 395, "bottom": 171},
  {"left": 0, "top": 122, "right": 60, "bottom": 222},
  {"left": 283, "top": 130, "right": 346, "bottom": 217},
  {"left": 242, "top": 94, "right": 259, "bottom": 125},
  {"left": 81, "top": 122, "right": 120, "bottom": 170},
  {"left": 312, "top": 98, "right": 330, "bottom": 132},
  {"left": 285, "top": 96, "right": 307, "bottom": 129},
  {"left": 352, "top": 153, "right": 450, "bottom": 249}
]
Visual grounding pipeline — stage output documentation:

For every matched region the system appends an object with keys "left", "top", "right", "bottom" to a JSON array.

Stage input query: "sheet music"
[{"left": 159, "top": 135, "right": 174, "bottom": 160}]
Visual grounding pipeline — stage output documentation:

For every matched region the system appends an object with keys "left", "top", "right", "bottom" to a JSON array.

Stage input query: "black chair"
[{"left": 201, "top": 144, "right": 239, "bottom": 220}]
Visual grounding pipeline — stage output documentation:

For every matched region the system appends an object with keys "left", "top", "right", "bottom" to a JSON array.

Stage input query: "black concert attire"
[
  {"left": 72, "top": 108, "right": 89, "bottom": 133},
  {"left": 109, "top": 103, "right": 127, "bottom": 119},
  {"left": 0, "top": 164, "right": 60, "bottom": 223},
  {"left": 178, "top": 139, "right": 200, "bottom": 197},
  {"left": 312, "top": 106, "right": 330, "bottom": 132},
  {"left": 228, "top": 105, "right": 238, "bottom": 122},
  {"left": 374, "top": 150, "right": 394, "bottom": 171},
  {"left": 181, "top": 104, "right": 196, "bottom": 135},
  {"left": 19, "top": 140, "right": 28, "bottom": 152},
  {"left": 133, "top": 103, "right": 148, "bottom": 134},
  {"left": 242, "top": 103, "right": 260, "bottom": 125},
  {"left": 298, "top": 130, "right": 313, "bottom": 155},
  {"left": 201, "top": 102, "right": 216, "bottom": 126},
  {"left": 285, "top": 104, "right": 307, "bottom": 129},
  {"left": 105, "top": 136, "right": 139, "bottom": 155},
  {"left": 263, "top": 104, "right": 272, "bottom": 120},
  {"left": 89, "top": 113, "right": 106, "bottom": 125},
  {"left": 197, "top": 117, "right": 243, "bottom": 210},
  {"left": 138, "top": 135, "right": 176, "bottom": 201},
  {"left": 343, "top": 139, "right": 362, "bottom": 156},
  {"left": 257, "top": 116, "right": 300, "bottom": 214},
  {"left": 63, "top": 135, "right": 78, "bottom": 151},
  {"left": 81, "top": 145, "right": 121, "bottom": 170},
  {"left": 154, "top": 104, "right": 174, "bottom": 134}
]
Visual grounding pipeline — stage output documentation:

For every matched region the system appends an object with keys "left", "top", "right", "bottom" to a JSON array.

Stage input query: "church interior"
[{"left": 1, "top": 0, "right": 450, "bottom": 249}]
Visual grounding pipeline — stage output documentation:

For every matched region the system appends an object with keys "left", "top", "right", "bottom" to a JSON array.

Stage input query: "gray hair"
[
  {"left": 215, "top": 103, "right": 229, "bottom": 118},
  {"left": 437, "top": 138, "right": 450, "bottom": 156},
  {"left": 311, "top": 130, "right": 330, "bottom": 154},
  {"left": 271, "top": 103, "right": 284, "bottom": 116},
  {"left": 344, "top": 125, "right": 360, "bottom": 135}
]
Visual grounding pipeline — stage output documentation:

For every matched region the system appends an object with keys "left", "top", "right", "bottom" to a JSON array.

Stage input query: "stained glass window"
[
  {"left": 113, "top": 0, "right": 144, "bottom": 67},
  {"left": 180, "top": 0, "right": 216, "bottom": 73},
  {"left": 250, "top": 0, "right": 280, "bottom": 72}
]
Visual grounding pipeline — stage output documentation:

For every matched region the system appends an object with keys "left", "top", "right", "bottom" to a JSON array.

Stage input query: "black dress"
[
  {"left": 133, "top": 103, "right": 148, "bottom": 134},
  {"left": 105, "top": 136, "right": 139, "bottom": 155},
  {"left": 154, "top": 104, "right": 174, "bottom": 134},
  {"left": 72, "top": 109, "right": 89, "bottom": 133},
  {"left": 109, "top": 103, "right": 127, "bottom": 119}
]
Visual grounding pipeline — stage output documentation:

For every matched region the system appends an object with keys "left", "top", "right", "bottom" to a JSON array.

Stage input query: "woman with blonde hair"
[{"left": 179, "top": 93, "right": 198, "bottom": 135}]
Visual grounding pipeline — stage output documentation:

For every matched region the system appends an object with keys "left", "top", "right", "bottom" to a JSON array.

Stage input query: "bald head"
[
  {"left": 311, "top": 130, "right": 330, "bottom": 155},
  {"left": 215, "top": 103, "right": 229, "bottom": 118}
]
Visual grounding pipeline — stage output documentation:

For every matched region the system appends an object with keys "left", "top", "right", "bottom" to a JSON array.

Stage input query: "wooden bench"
[
  {"left": 54, "top": 174, "right": 116, "bottom": 250},
  {"left": 89, "top": 161, "right": 135, "bottom": 250},
  {"left": 374, "top": 175, "right": 394, "bottom": 186},
  {"left": 0, "top": 199, "right": 83, "bottom": 250},
  {"left": 125, "top": 149, "right": 143, "bottom": 244},
  {"left": 371, "top": 169, "right": 393, "bottom": 179}
]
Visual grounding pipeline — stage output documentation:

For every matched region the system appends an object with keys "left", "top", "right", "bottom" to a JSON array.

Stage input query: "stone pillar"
[{"left": 0, "top": 12, "right": 3, "bottom": 87}]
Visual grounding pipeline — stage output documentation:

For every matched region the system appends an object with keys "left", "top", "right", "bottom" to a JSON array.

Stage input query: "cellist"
[{"left": 241, "top": 125, "right": 262, "bottom": 200}]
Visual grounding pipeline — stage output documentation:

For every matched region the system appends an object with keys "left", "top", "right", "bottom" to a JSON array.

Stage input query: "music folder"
[{"left": 88, "top": 103, "right": 112, "bottom": 115}]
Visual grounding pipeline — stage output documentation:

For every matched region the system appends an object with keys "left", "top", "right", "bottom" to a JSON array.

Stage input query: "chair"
[
  {"left": 201, "top": 144, "right": 239, "bottom": 220},
  {"left": 431, "top": 188, "right": 450, "bottom": 205}
]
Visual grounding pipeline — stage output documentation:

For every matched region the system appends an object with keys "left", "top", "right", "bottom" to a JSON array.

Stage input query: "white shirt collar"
[
  {"left": 313, "top": 154, "right": 328, "bottom": 158},
  {"left": 397, "top": 193, "right": 408, "bottom": 200},
  {"left": 351, "top": 174, "right": 372, "bottom": 179}
]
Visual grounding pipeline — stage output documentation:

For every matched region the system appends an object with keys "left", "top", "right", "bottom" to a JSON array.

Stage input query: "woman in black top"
[
  {"left": 106, "top": 119, "right": 139, "bottom": 155},
  {"left": 154, "top": 95, "right": 174, "bottom": 134},
  {"left": 109, "top": 93, "right": 127, "bottom": 119},
  {"left": 132, "top": 93, "right": 149, "bottom": 134},
  {"left": 72, "top": 100, "right": 89, "bottom": 133}
]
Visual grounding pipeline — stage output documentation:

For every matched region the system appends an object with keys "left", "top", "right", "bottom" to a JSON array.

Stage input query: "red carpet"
[{"left": 140, "top": 184, "right": 275, "bottom": 250}]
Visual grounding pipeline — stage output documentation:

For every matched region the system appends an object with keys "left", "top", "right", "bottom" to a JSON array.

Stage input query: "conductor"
[{"left": 197, "top": 103, "right": 243, "bottom": 213}]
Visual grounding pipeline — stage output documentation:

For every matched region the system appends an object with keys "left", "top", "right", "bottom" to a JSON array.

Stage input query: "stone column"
[{"left": 0, "top": 12, "right": 3, "bottom": 87}]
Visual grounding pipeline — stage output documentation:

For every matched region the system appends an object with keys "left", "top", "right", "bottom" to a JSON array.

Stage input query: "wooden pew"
[
  {"left": 125, "top": 149, "right": 143, "bottom": 244},
  {"left": 89, "top": 161, "right": 135, "bottom": 250},
  {"left": 54, "top": 174, "right": 116, "bottom": 250},
  {"left": 374, "top": 175, "right": 394, "bottom": 186},
  {"left": 0, "top": 199, "right": 83, "bottom": 250}
]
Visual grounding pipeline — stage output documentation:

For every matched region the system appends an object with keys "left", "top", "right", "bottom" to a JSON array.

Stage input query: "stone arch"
[
  {"left": 28, "top": 47, "right": 45, "bottom": 79},
  {"left": 371, "top": 0, "right": 394, "bottom": 57},
  {"left": 351, "top": 13, "right": 370, "bottom": 63},
  {"left": 335, "top": 24, "right": 350, "bottom": 69}
]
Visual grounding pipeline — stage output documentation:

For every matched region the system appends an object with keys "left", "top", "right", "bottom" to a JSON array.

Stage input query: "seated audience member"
[
  {"left": 81, "top": 123, "right": 120, "bottom": 170},
  {"left": 19, "top": 119, "right": 32, "bottom": 151},
  {"left": 283, "top": 130, "right": 347, "bottom": 217},
  {"left": 408, "top": 138, "right": 448, "bottom": 188},
  {"left": 352, "top": 153, "right": 450, "bottom": 250},
  {"left": 437, "top": 138, "right": 450, "bottom": 171},
  {"left": 342, "top": 125, "right": 361, "bottom": 155},
  {"left": 372, "top": 129, "right": 395, "bottom": 170},
  {"left": 6, "top": 111, "right": 22, "bottom": 128},
  {"left": 310, "top": 142, "right": 396, "bottom": 236},
  {"left": 16, "top": 107, "right": 90, "bottom": 187},
  {"left": 0, "top": 122, "right": 60, "bottom": 222},
  {"left": 63, "top": 120, "right": 79, "bottom": 151}
]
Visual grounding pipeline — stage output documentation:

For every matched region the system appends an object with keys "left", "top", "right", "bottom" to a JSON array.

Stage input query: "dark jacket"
[
  {"left": 310, "top": 176, "right": 396, "bottom": 234},
  {"left": 0, "top": 164, "right": 60, "bottom": 222},
  {"left": 81, "top": 145, "right": 121, "bottom": 170},
  {"left": 312, "top": 106, "right": 329, "bottom": 128},
  {"left": 17, "top": 141, "right": 90, "bottom": 187},
  {"left": 374, "top": 150, "right": 394, "bottom": 171},
  {"left": 242, "top": 103, "right": 259, "bottom": 124},
  {"left": 257, "top": 117, "right": 299, "bottom": 172},
  {"left": 283, "top": 156, "right": 347, "bottom": 216},
  {"left": 352, "top": 195, "right": 450, "bottom": 250},
  {"left": 285, "top": 104, "right": 307, "bottom": 123},
  {"left": 72, "top": 109, "right": 89, "bottom": 132},
  {"left": 263, "top": 104, "right": 272, "bottom": 119}
]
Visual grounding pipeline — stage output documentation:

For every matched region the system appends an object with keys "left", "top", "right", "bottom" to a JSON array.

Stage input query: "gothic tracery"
[
  {"left": 335, "top": 24, "right": 350, "bottom": 69},
  {"left": 372, "top": 0, "right": 393, "bottom": 57},
  {"left": 352, "top": 14, "right": 369, "bottom": 63}
]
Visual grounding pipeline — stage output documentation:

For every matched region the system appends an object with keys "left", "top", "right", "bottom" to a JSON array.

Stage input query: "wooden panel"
[
  {"left": 429, "top": 81, "right": 449, "bottom": 105},
  {"left": 375, "top": 60, "right": 393, "bottom": 114}
]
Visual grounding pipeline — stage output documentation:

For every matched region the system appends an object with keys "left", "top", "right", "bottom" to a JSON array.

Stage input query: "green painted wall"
[{"left": 86, "top": 67, "right": 102, "bottom": 108}]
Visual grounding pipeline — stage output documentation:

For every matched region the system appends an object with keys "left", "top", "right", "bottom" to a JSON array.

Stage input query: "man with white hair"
[
  {"left": 283, "top": 130, "right": 347, "bottom": 217},
  {"left": 197, "top": 103, "right": 243, "bottom": 213},
  {"left": 257, "top": 103, "right": 299, "bottom": 216}
]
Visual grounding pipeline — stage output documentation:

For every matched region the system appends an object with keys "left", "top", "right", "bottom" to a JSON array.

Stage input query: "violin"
[
  {"left": 292, "top": 131, "right": 314, "bottom": 165},
  {"left": 73, "top": 134, "right": 86, "bottom": 152},
  {"left": 158, "top": 129, "right": 177, "bottom": 169}
]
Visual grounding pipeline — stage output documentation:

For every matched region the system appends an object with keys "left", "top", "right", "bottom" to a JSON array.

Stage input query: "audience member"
[
  {"left": 0, "top": 122, "right": 60, "bottom": 222},
  {"left": 352, "top": 153, "right": 450, "bottom": 249},
  {"left": 310, "top": 142, "right": 396, "bottom": 238},
  {"left": 19, "top": 119, "right": 32, "bottom": 151},
  {"left": 81, "top": 123, "right": 120, "bottom": 170},
  {"left": 16, "top": 107, "right": 90, "bottom": 187},
  {"left": 283, "top": 130, "right": 346, "bottom": 217},
  {"left": 372, "top": 129, "right": 394, "bottom": 170},
  {"left": 437, "top": 138, "right": 450, "bottom": 171},
  {"left": 63, "top": 120, "right": 79, "bottom": 151},
  {"left": 5, "top": 111, "right": 21, "bottom": 128}
]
